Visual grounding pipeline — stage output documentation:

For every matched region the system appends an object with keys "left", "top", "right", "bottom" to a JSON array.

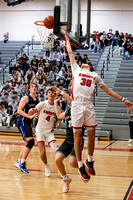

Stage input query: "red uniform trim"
[
  {"left": 71, "top": 126, "right": 82, "bottom": 129},
  {"left": 71, "top": 76, "right": 74, "bottom": 100},
  {"left": 84, "top": 124, "right": 98, "bottom": 128},
  {"left": 37, "top": 141, "right": 45, "bottom": 143},
  {"left": 48, "top": 140, "right": 56, "bottom": 145}
]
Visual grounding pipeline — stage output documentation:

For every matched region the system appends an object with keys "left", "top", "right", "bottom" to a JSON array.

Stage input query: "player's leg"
[
  {"left": 83, "top": 105, "right": 97, "bottom": 176},
  {"left": 37, "top": 141, "right": 47, "bottom": 164},
  {"left": 37, "top": 139, "right": 50, "bottom": 177},
  {"left": 15, "top": 118, "right": 34, "bottom": 173},
  {"left": 84, "top": 128, "right": 96, "bottom": 176},
  {"left": 55, "top": 140, "right": 72, "bottom": 193},
  {"left": 47, "top": 132, "right": 58, "bottom": 152},
  {"left": 72, "top": 104, "right": 90, "bottom": 182}
]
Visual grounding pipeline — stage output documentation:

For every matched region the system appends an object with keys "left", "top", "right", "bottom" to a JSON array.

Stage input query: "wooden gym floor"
[{"left": 0, "top": 135, "right": 133, "bottom": 200}]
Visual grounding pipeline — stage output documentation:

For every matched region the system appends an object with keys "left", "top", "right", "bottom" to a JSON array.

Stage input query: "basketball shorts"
[
  {"left": 16, "top": 116, "right": 33, "bottom": 139},
  {"left": 71, "top": 103, "right": 97, "bottom": 129},
  {"left": 35, "top": 127, "right": 56, "bottom": 144},
  {"left": 57, "top": 137, "right": 84, "bottom": 157}
]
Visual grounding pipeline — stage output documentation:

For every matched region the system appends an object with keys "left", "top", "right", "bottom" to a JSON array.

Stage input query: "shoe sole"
[
  {"left": 78, "top": 170, "right": 90, "bottom": 183},
  {"left": 84, "top": 161, "right": 95, "bottom": 176},
  {"left": 14, "top": 164, "right": 20, "bottom": 169},
  {"left": 20, "top": 168, "right": 29, "bottom": 173}
]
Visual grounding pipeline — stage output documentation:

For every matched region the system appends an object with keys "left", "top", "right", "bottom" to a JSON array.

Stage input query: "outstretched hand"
[{"left": 124, "top": 100, "right": 133, "bottom": 110}]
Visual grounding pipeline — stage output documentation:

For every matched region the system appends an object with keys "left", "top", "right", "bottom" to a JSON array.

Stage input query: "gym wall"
[{"left": 0, "top": 0, "right": 133, "bottom": 41}]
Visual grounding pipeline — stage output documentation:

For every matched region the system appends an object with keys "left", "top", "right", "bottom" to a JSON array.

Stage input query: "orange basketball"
[{"left": 43, "top": 16, "right": 54, "bottom": 29}]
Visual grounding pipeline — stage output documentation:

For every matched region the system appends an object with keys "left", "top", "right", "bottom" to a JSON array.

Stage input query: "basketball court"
[
  {"left": 0, "top": 135, "right": 133, "bottom": 200},
  {"left": 1, "top": 0, "right": 133, "bottom": 200}
]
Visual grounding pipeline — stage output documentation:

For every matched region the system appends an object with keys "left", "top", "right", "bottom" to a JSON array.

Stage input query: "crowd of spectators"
[
  {"left": 0, "top": 39, "right": 93, "bottom": 128},
  {"left": 0, "top": 29, "right": 133, "bottom": 128},
  {"left": 83, "top": 29, "right": 133, "bottom": 59}
]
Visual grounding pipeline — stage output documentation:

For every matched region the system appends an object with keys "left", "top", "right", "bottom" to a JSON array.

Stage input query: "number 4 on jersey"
[{"left": 46, "top": 116, "right": 51, "bottom": 122}]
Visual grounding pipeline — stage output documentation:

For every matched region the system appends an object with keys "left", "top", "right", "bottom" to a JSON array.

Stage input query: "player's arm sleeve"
[
  {"left": 71, "top": 62, "right": 80, "bottom": 76},
  {"left": 35, "top": 101, "right": 44, "bottom": 111},
  {"left": 95, "top": 75, "right": 106, "bottom": 87}
]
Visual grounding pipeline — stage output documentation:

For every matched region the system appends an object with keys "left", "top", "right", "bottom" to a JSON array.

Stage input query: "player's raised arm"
[
  {"left": 54, "top": 97, "right": 66, "bottom": 119},
  {"left": 100, "top": 84, "right": 133, "bottom": 109},
  {"left": 64, "top": 34, "right": 76, "bottom": 65},
  {"left": 51, "top": 86, "right": 72, "bottom": 103}
]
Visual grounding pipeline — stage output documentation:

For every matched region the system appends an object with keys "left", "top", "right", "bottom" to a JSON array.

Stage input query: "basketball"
[{"left": 43, "top": 16, "right": 54, "bottom": 29}]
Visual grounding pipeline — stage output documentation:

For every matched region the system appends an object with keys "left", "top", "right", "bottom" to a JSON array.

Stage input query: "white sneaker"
[
  {"left": 0, "top": 123, "right": 2, "bottom": 126},
  {"left": 63, "top": 178, "right": 72, "bottom": 193},
  {"left": 45, "top": 165, "right": 51, "bottom": 177},
  {"left": 128, "top": 139, "right": 133, "bottom": 143}
]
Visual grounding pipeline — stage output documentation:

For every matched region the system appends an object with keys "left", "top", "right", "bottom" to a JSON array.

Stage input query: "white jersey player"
[
  {"left": 65, "top": 34, "right": 133, "bottom": 182},
  {"left": 28, "top": 88, "right": 60, "bottom": 177}
]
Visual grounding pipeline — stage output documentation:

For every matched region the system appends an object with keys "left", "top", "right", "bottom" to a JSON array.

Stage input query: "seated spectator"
[
  {"left": 31, "top": 55, "right": 38, "bottom": 74},
  {"left": 56, "top": 67, "right": 67, "bottom": 81},
  {"left": 14, "top": 82, "right": 21, "bottom": 97},
  {"left": 112, "top": 30, "right": 120, "bottom": 46},
  {"left": 26, "top": 69, "right": 34, "bottom": 84},
  {"left": 9, "top": 87, "right": 15, "bottom": 98},
  {"left": 48, "top": 64, "right": 57, "bottom": 82},
  {"left": 106, "top": 29, "right": 114, "bottom": 46},
  {"left": 44, "top": 63, "right": 50, "bottom": 75},
  {"left": 5, "top": 81, "right": 11, "bottom": 92},
  {"left": 1, "top": 87, "right": 7, "bottom": 98},
  {"left": 52, "top": 49, "right": 61, "bottom": 66},
  {"left": 38, "top": 56, "right": 46, "bottom": 68},
  {"left": 59, "top": 39, "right": 66, "bottom": 48},
  {"left": 1, "top": 97, "right": 8, "bottom": 109},
  {"left": 82, "top": 54, "right": 88, "bottom": 63},
  {"left": 93, "top": 37, "right": 101, "bottom": 53},
  {"left": 20, "top": 84, "right": 28, "bottom": 98},
  {"left": 39, "top": 94, "right": 45, "bottom": 102},
  {"left": 0, "top": 103, "right": 6, "bottom": 126},
  {"left": 23, "top": 58, "right": 30, "bottom": 73},
  {"left": 9, "top": 96, "right": 17, "bottom": 113},
  {"left": 123, "top": 38, "right": 131, "bottom": 60},
  {"left": 89, "top": 36, "right": 95, "bottom": 50},
  {"left": 53, "top": 37, "right": 60, "bottom": 50},
  {"left": 60, "top": 46, "right": 68, "bottom": 62},
  {"left": 13, "top": 60, "right": 23, "bottom": 72},
  {"left": 75, "top": 52, "right": 82, "bottom": 63},
  {"left": 37, "top": 69, "right": 48, "bottom": 86},
  {"left": 4, "top": 92, "right": 11, "bottom": 104},
  {"left": 20, "top": 53, "right": 28, "bottom": 64},
  {"left": 43, "top": 49, "right": 52, "bottom": 63},
  {"left": 13, "top": 91, "right": 19, "bottom": 104},
  {"left": 118, "top": 36, "right": 124, "bottom": 56},
  {"left": 5, "top": 105, "right": 13, "bottom": 128}
]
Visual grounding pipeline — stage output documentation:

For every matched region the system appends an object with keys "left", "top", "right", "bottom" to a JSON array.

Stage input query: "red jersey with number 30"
[
  {"left": 71, "top": 62, "right": 105, "bottom": 103},
  {"left": 35, "top": 100, "right": 56, "bottom": 130}
]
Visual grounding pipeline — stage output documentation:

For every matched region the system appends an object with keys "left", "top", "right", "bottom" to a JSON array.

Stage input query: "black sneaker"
[
  {"left": 84, "top": 160, "right": 95, "bottom": 176},
  {"left": 78, "top": 164, "right": 90, "bottom": 182},
  {"left": 19, "top": 162, "right": 29, "bottom": 173}
]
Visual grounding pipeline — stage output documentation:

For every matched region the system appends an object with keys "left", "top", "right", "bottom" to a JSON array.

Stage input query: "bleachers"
[{"left": 99, "top": 58, "right": 133, "bottom": 139}]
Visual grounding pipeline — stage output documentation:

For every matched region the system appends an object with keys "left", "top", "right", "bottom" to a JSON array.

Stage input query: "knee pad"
[
  {"left": 49, "top": 141, "right": 58, "bottom": 152},
  {"left": 26, "top": 139, "right": 35, "bottom": 150}
]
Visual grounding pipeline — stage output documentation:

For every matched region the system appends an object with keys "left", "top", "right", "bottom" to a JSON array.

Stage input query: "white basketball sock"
[
  {"left": 88, "top": 155, "right": 93, "bottom": 162},
  {"left": 77, "top": 161, "right": 83, "bottom": 168}
]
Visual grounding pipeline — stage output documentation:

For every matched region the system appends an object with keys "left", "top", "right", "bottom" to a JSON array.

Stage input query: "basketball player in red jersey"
[{"left": 65, "top": 34, "right": 133, "bottom": 182}]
